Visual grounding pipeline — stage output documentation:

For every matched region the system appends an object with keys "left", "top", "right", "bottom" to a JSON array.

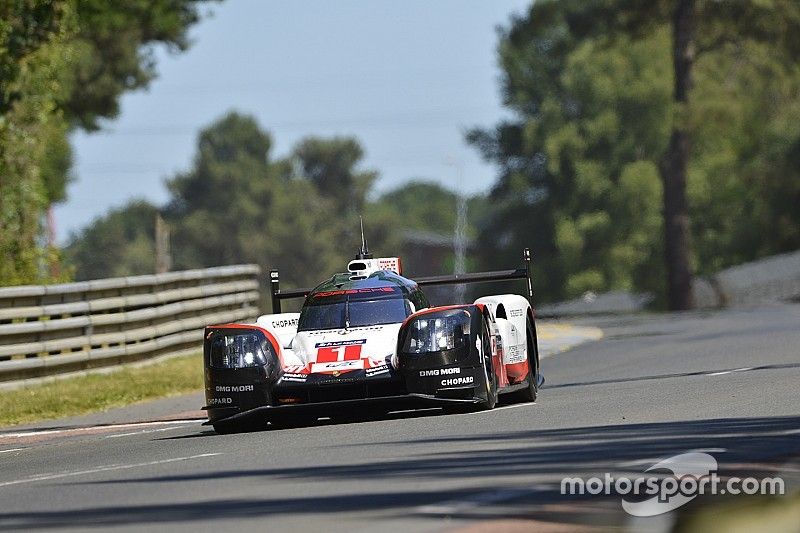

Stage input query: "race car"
[{"left": 202, "top": 246, "right": 544, "bottom": 433}]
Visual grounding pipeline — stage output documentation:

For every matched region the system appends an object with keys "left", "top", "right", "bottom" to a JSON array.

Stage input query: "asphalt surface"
[{"left": 1, "top": 304, "right": 799, "bottom": 532}]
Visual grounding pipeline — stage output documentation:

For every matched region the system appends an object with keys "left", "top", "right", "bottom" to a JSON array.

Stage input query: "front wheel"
[{"left": 475, "top": 321, "right": 498, "bottom": 410}]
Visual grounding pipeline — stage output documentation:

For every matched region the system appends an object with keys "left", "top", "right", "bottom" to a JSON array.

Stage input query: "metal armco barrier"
[{"left": 0, "top": 265, "right": 261, "bottom": 383}]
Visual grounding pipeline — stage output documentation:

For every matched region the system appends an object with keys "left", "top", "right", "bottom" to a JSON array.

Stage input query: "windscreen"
[{"left": 298, "top": 287, "right": 411, "bottom": 331}]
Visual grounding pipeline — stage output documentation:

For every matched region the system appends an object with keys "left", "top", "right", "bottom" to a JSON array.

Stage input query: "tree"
[
  {"left": 166, "top": 112, "right": 279, "bottom": 268},
  {"left": 0, "top": 0, "right": 73, "bottom": 285},
  {"left": 64, "top": 200, "right": 159, "bottom": 280},
  {"left": 471, "top": 0, "right": 800, "bottom": 307},
  {"left": 67, "top": 111, "right": 496, "bottom": 300},
  {"left": 63, "top": 0, "right": 211, "bottom": 131},
  {"left": 164, "top": 112, "right": 352, "bottom": 292},
  {"left": 578, "top": 0, "right": 800, "bottom": 309},
  {"left": 293, "top": 137, "right": 377, "bottom": 217},
  {"left": 469, "top": 7, "right": 671, "bottom": 303},
  {"left": 0, "top": 0, "right": 214, "bottom": 286}
]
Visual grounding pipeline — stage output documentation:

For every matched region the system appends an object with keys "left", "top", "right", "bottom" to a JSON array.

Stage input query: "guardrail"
[
  {"left": 695, "top": 249, "right": 800, "bottom": 307},
  {"left": 0, "top": 265, "right": 261, "bottom": 384},
  {"left": 537, "top": 249, "right": 800, "bottom": 316}
]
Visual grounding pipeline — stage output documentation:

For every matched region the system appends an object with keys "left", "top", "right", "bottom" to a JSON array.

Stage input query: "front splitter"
[{"left": 202, "top": 393, "right": 481, "bottom": 426}]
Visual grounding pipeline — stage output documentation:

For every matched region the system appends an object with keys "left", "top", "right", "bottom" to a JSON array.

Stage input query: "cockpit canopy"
[{"left": 297, "top": 274, "right": 429, "bottom": 332}]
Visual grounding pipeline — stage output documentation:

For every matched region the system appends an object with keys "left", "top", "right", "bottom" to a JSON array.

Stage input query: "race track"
[{"left": 1, "top": 304, "right": 799, "bottom": 532}]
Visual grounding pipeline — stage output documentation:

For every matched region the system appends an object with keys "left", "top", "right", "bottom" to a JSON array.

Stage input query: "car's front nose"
[{"left": 271, "top": 368, "right": 406, "bottom": 405}]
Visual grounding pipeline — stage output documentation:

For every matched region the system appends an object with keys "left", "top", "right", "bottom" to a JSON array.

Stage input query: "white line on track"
[
  {"left": 459, "top": 402, "right": 534, "bottom": 416},
  {"left": 1, "top": 418, "right": 201, "bottom": 439},
  {"left": 103, "top": 426, "right": 185, "bottom": 439},
  {"left": 0, "top": 448, "right": 25, "bottom": 454},
  {"left": 0, "top": 452, "right": 221, "bottom": 488},
  {"left": 707, "top": 367, "right": 754, "bottom": 376}
]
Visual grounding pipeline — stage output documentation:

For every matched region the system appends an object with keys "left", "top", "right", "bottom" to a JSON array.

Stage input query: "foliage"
[
  {"left": 0, "top": 0, "right": 74, "bottom": 285},
  {"left": 163, "top": 113, "right": 352, "bottom": 292},
  {"left": 470, "top": 0, "right": 800, "bottom": 304},
  {"left": 66, "top": 112, "right": 483, "bottom": 299},
  {"left": 59, "top": 1, "right": 800, "bottom": 308},
  {"left": 366, "top": 181, "right": 487, "bottom": 275},
  {"left": 63, "top": 0, "right": 210, "bottom": 131},
  {"left": 64, "top": 199, "right": 159, "bottom": 280},
  {"left": 293, "top": 137, "right": 376, "bottom": 217},
  {"left": 0, "top": 0, "right": 213, "bottom": 287}
]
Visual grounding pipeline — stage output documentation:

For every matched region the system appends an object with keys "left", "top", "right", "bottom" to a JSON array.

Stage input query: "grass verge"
[{"left": 0, "top": 353, "right": 204, "bottom": 428}]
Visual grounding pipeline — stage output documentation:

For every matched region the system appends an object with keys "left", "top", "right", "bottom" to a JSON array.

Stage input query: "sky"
[{"left": 54, "top": 0, "right": 532, "bottom": 243}]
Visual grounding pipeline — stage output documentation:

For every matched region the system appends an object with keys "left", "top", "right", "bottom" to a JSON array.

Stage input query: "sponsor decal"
[
  {"left": 271, "top": 318, "right": 298, "bottom": 328},
  {"left": 208, "top": 397, "right": 233, "bottom": 405},
  {"left": 419, "top": 367, "right": 461, "bottom": 377},
  {"left": 315, "top": 341, "right": 365, "bottom": 363},
  {"left": 305, "top": 326, "right": 385, "bottom": 335},
  {"left": 281, "top": 373, "right": 307, "bottom": 383},
  {"left": 314, "top": 339, "right": 366, "bottom": 348},
  {"left": 314, "top": 287, "right": 397, "bottom": 298},
  {"left": 215, "top": 385, "right": 254, "bottom": 392},
  {"left": 366, "top": 364, "right": 390, "bottom": 376},
  {"left": 311, "top": 359, "right": 365, "bottom": 373},
  {"left": 441, "top": 376, "right": 473, "bottom": 386},
  {"left": 504, "top": 345, "right": 527, "bottom": 364},
  {"left": 377, "top": 258, "right": 401, "bottom": 272},
  {"left": 509, "top": 308, "right": 525, "bottom": 318}
]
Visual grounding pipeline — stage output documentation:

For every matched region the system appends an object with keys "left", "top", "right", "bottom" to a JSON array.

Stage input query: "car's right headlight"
[{"left": 402, "top": 309, "right": 471, "bottom": 354}]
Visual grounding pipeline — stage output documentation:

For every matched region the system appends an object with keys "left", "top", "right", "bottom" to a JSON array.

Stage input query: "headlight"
[
  {"left": 209, "top": 332, "right": 270, "bottom": 368},
  {"left": 403, "top": 310, "right": 471, "bottom": 354}
]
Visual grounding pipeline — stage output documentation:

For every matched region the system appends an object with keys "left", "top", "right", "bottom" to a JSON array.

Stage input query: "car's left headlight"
[
  {"left": 208, "top": 332, "right": 270, "bottom": 369},
  {"left": 402, "top": 309, "right": 471, "bottom": 354}
]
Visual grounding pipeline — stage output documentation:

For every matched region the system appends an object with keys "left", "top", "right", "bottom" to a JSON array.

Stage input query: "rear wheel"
[{"left": 508, "top": 315, "right": 539, "bottom": 403}]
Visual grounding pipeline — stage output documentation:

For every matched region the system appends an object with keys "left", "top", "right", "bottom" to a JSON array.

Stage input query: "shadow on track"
[
  {"left": 154, "top": 406, "right": 452, "bottom": 440},
  {"left": 5, "top": 414, "right": 793, "bottom": 529}
]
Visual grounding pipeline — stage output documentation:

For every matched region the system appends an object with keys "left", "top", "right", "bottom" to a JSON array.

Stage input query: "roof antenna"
[{"left": 355, "top": 216, "right": 373, "bottom": 259}]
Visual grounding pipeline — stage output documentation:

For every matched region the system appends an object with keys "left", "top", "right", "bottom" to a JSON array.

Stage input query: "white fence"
[{"left": 0, "top": 265, "right": 260, "bottom": 383}]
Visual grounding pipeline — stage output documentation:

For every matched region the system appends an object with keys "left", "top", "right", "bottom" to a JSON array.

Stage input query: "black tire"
[
  {"left": 508, "top": 315, "right": 540, "bottom": 404},
  {"left": 476, "top": 320, "right": 498, "bottom": 410}
]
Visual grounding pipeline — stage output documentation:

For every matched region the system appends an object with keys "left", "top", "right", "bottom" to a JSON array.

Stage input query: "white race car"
[{"left": 203, "top": 247, "right": 543, "bottom": 433}]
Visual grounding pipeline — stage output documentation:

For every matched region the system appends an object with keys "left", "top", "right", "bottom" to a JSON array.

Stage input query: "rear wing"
[{"left": 269, "top": 248, "right": 534, "bottom": 314}]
